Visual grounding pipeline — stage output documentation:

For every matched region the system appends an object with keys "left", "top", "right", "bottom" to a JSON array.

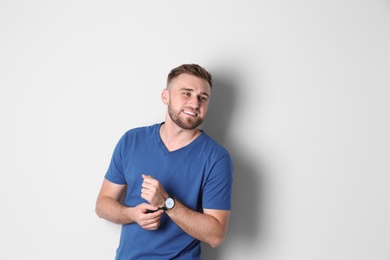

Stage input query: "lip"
[{"left": 182, "top": 109, "right": 198, "bottom": 117}]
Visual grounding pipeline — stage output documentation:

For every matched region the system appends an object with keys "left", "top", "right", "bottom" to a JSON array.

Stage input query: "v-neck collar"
[{"left": 155, "top": 123, "right": 205, "bottom": 155}]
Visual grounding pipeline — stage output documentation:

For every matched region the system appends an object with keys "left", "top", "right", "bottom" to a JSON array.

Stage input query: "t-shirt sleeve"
[
  {"left": 202, "top": 154, "right": 234, "bottom": 210},
  {"left": 105, "top": 133, "right": 128, "bottom": 185}
]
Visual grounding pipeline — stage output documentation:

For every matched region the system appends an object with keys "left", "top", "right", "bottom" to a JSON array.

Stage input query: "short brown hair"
[{"left": 167, "top": 64, "right": 212, "bottom": 88}]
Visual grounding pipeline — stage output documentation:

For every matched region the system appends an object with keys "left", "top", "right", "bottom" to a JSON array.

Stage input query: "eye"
[
  {"left": 183, "top": 92, "right": 190, "bottom": 97},
  {"left": 199, "top": 96, "right": 208, "bottom": 102}
]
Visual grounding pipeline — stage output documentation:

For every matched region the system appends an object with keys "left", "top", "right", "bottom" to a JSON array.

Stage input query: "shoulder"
[
  {"left": 115, "top": 123, "right": 160, "bottom": 148},
  {"left": 122, "top": 123, "right": 160, "bottom": 138},
  {"left": 201, "top": 132, "right": 229, "bottom": 153},
  {"left": 198, "top": 132, "right": 232, "bottom": 162}
]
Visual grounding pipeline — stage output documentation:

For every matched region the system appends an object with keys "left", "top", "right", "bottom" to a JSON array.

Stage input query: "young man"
[{"left": 96, "top": 64, "right": 233, "bottom": 259}]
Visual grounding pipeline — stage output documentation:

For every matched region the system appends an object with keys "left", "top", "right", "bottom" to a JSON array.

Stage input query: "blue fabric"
[{"left": 105, "top": 123, "right": 233, "bottom": 260}]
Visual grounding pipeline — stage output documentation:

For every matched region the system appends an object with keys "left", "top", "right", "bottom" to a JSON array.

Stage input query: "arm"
[
  {"left": 95, "top": 178, "right": 164, "bottom": 230},
  {"left": 141, "top": 175, "right": 230, "bottom": 247},
  {"left": 167, "top": 200, "right": 230, "bottom": 248}
]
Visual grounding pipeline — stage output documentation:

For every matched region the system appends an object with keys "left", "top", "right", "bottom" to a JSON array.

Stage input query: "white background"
[{"left": 1, "top": 1, "right": 389, "bottom": 259}]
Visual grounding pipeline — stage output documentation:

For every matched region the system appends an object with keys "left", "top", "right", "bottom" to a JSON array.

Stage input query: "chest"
[{"left": 121, "top": 146, "right": 211, "bottom": 209}]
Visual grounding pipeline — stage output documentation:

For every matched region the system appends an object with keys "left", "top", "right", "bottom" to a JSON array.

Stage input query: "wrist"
[
  {"left": 160, "top": 196, "right": 175, "bottom": 211},
  {"left": 125, "top": 206, "right": 135, "bottom": 223},
  {"left": 158, "top": 193, "right": 169, "bottom": 208}
]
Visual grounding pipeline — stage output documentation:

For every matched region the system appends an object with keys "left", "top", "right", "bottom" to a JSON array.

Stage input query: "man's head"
[
  {"left": 162, "top": 64, "right": 212, "bottom": 130},
  {"left": 167, "top": 64, "right": 212, "bottom": 89}
]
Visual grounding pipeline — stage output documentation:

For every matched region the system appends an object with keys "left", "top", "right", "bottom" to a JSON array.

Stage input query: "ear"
[{"left": 161, "top": 88, "right": 169, "bottom": 105}]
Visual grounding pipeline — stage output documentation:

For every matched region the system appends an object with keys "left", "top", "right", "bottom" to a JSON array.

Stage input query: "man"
[{"left": 96, "top": 64, "right": 233, "bottom": 259}]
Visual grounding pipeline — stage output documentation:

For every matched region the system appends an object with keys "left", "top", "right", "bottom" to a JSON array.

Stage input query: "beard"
[{"left": 168, "top": 102, "right": 204, "bottom": 130}]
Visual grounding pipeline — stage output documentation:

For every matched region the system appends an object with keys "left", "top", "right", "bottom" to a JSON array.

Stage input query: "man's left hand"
[{"left": 141, "top": 174, "right": 168, "bottom": 208}]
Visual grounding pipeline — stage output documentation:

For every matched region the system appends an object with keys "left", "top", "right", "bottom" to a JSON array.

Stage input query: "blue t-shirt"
[{"left": 105, "top": 123, "right": 233, "bottom": 260}]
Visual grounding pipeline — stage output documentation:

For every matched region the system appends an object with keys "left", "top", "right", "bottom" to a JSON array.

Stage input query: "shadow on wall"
[{"left": 201, "top": 70, "right": 263, "bottom": 259}]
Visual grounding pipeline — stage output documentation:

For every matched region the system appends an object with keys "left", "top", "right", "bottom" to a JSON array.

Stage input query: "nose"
[{"left": 188, "top": 95, "right": 200, "bottom": 108}]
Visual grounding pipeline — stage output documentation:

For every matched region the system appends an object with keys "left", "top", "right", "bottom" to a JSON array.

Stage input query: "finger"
[
  {"left": 143, "top": 221, "right": 160, "bottom": 230},
  {"left": 142, "top": 174, "right": 156, "bottom": 184},
  {"left": 142, "top": 174, "right": 152, "bottom": 180},
  {"left": 140, "top": 214, "right": 161, "bottom": 229},
  {"left": 140, "top": 193, "right": 147, "bottom": 201},
  {"left": 148, "top": 209, "right": 164, "bottom": 218},
  {"left": 141, "top": 180, "right": 151, "bottom": 189},
  {"left": 141, "top": 187, "right": 149, "bottom": 194},
  {"left": 142, "top": 203, "right": 159, "bottom": 212}
]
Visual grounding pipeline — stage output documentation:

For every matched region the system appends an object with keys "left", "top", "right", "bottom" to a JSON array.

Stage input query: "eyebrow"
[{"left": 179, "top": 88, "right": 210, "bottom": 98}]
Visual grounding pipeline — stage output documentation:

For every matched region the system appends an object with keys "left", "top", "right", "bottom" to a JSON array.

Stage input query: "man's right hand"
[
  {"left": 130, "top": 203, "right": 164, "bottom": 230},
  {"left": 96, "top": 179, "right": 164, "bottom": 229}
]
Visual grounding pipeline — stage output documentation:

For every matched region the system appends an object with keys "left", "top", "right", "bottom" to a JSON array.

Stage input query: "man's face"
[{"left": 164, "top": 73, "right": 211, "bottom": 130}]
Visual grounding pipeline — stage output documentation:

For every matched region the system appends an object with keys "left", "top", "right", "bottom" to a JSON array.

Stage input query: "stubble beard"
[{"left": 168, "top": 102, "right": 203, "bottom": 130}]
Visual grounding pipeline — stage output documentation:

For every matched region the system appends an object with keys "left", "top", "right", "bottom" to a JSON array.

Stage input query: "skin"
[{"left": 96, "top": 73, "right": 230, "bottom": 247}]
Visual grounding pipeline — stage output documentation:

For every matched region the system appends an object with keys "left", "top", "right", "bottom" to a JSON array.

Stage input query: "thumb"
[{"left": 142, "top": 203, "right": 159, "bottom": 212}]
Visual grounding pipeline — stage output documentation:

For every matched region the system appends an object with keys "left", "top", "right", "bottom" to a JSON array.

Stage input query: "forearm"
[
  {"left": 95, "top": 196, "right": 134, "bottom": 225},
  {"left": 166, "top": 200, "right": 230, "bottom": 248}
]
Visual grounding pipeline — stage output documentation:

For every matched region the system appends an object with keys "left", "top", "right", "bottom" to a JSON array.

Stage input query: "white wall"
[{"left": 1, "top": 1, "right": 389, "bottom": 259}]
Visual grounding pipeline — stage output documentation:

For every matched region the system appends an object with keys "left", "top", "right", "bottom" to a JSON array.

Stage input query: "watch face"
[{"left": 165, "top": 198, "right": 174, "bottom": 209}]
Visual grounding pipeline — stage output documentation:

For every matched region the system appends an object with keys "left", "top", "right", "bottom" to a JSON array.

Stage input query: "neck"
[{"left": 159, "top": 122, "right": 201, "bottom": 152}]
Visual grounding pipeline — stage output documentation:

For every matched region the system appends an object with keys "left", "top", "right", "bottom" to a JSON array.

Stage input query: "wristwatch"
[{"left": 162, "top": 197, "right": 175, "bottom": 211}]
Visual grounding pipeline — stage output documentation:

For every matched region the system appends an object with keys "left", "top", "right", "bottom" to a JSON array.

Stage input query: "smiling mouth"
[{"left": 182, "top": 109, "right": 198, "bottom": 117}]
